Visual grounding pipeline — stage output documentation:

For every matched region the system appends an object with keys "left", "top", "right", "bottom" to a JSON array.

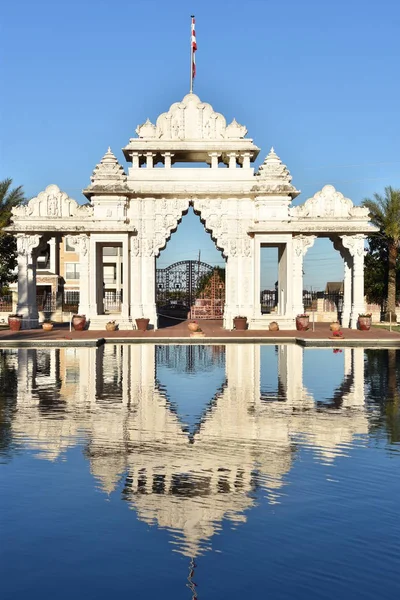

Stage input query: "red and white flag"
[{"left": 191, "top": 16, "right": 197, "bottom": 80}]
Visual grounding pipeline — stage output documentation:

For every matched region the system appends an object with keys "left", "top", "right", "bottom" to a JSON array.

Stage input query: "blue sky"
[{"left": 1, "top": 0, "right": 399, "bottom": 288}]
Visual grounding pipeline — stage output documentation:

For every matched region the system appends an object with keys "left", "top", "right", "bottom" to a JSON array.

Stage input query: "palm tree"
[
  {"left": 0, "top": 178, "right": 25, "bottom": 229},
  {"left": 362, "top": 187, "right": 400, "bottom": 321},
  {"left": 0, "top": 179, "right": 25, "bottom": 290}
]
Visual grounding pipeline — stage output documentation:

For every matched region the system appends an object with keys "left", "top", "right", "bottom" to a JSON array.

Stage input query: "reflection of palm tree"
[
  {"left": 386, "top": 349, "right": 400, "bottom": 443},
  {"left": 365, "top": 349, "right": 400, "bottom": 443}
]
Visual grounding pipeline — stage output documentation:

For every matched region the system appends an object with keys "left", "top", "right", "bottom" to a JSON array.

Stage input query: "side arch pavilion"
[{"left": 7, "top": 92, "right": 377, "bottom": 329}]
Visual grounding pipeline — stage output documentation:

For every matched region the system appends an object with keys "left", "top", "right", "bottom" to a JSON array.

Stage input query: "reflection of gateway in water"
[{"left": 8, "top": 344, "right": 368, "bottom": 556}]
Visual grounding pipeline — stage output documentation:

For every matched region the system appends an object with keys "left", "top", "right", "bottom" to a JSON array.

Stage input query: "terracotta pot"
[
  {"left": 330, "top": 322, "right": 341, "bottom": 332},
  {"left": 106, "top": 323, "right": 117, "bottom": 331},
  {"left": 42, "top": 322, "right": 53, "bottom": 331},
  {"left": 136, "top": 317, "right": 150, "bottom": 332},
  {"left": 358, "top": 316, "right": 371, "bottom": 331},
  {"left": 269, "top": 321, "right": 279, "bottom": 331},
  {"left": 234, "top": 317, "right": 247, "bottom": 331},
  {"left": 8, "top": 316, "right": 22, "bottom": 332},
  {"left": 188, "top": 322, "right": 199, "bottom": 332},
  {"left": 72, "top": 315, "right": 86, "bottom": 331},
  {"left": 190, "top": 331, "right": 206, "bottom": 338},
  {"left": 296, "top": 316, "right": 309, "bottom": 331}
]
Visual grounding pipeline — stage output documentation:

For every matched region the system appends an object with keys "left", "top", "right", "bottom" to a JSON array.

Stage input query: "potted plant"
[
  {"left": 190, "top": 326, "right": 206, "bottom": 338},
  {"left": 233, "top": 316, "right": 247, "bottom": 330},
  {"left": 106, "top": 320, "right": 117, "bottom": 331},
  {"left": 42, "top": 320, "right": 54, "bottom": 331},
  {"left": 72, "top": 314, "right": 87, "bottom": 331},
  {"left": 358, "top": 313, "right": 372, "bottom": 331},
  {"left": 330, "top": 321, "right": 341, "bottom": 333},
  {"left": 188, "top": 320, "right": 199, "bottom": 332},
  {"left": 8, "top": 314, "right": 23, "bottom": 332},
  {"left": 136, "top": 317, "right": 150, "bottom": 331},
  {"left": 296, "top": 314, "right": 309, "bottom": 331},
  {"left": 269, "top": 321, "right": 279, "bottom": 331}
]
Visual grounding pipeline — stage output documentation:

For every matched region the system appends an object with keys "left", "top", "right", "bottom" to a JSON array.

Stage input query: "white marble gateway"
[{"left": 7, "top": 93, "right": 377, "bottom": 329}]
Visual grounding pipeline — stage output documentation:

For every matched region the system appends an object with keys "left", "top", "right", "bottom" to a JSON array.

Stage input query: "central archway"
[{"left": 156, "top": 261, "right": 225, "bottom": 320}]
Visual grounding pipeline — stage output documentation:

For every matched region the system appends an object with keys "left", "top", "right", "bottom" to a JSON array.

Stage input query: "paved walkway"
[{"left": 0, "top": 320, "right": 399, "bottom": 346}]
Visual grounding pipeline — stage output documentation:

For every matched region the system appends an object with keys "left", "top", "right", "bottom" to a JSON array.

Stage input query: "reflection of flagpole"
[
  {"left": 190, "top": 15, "right": 197, "bottom": 93},
  {"left": 186, "top": 557, "right": 198, "bottom": 599}
]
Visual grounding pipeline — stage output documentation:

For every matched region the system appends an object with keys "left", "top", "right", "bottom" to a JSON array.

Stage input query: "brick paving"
[{"left": 0, "top": 320, "right": 399, "bottom": 345}]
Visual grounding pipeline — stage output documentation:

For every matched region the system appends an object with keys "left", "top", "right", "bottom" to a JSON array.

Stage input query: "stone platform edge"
[{"left": 1, "top": 337, "right": 400, "bottom": 349}]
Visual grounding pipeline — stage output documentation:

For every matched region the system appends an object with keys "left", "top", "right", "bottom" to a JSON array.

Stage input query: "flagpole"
[{"left": 190, "top": 15, "right": 194, "bottom": 93}]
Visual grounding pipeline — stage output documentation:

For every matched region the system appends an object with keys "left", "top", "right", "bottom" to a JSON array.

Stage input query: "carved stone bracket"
[
  {"left": 340, "top": 234, "right": 366, "bottom": 257},
  {"left": 292, "top": 235, "right": 317, "bottom": 258},
  {"left": 16, "top": 234, "right": 42, "bottom": 257}
]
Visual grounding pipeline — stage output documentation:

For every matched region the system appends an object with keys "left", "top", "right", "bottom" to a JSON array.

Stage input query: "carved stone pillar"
[
  {"left": 70, "top": 234, "right": 90, "bottom": 316},
  {"left": 130, "top": 235, "right": 143, "bottom": 321},
  {"left": 131, "top": 152, "right": 140, "bottom": 169},
  {"left": 240, "top": 152, "right": 251, "bottom": 169},
  {"left": 16, "top": 234, "right": 42, "bottom": 328},
  {"left": 226, "top": 152, "right": 238, "bottom": 169},
  {"left": 163, "top": 152, "right": 174, "bottom": 168},
  {"left": 208, "top": 152, "right": 220, "bottom": 169},
  {"left": 341, "top": 234, "right": 366, "bottom": 328},
  {"left": 292, "top": 235, "right": 316, "bottom": 317},
  {"left": 145, "top": 152, "right": 155, "bottom": 168}
]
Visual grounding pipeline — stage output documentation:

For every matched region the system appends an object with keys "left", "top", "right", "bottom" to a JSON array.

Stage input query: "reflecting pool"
[{"left": 1, "top": 344, "right": 400, "bottom": 599}]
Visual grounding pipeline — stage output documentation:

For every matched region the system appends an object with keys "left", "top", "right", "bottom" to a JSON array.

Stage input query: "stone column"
[
  {"left": 227, "top": 152, "right": 238, "bottom": 169},
  {"left": 163, "top": 152, "right": 174, "bottom": 168},
  {"left": 240, "top": 152, "right": 251, "bottom": 169},
  {"left": 145, "top": 152, "right": 155, "bottom": 168},
  {"left": 341, "top": 235, "right": 366, "bottom": 329},
  {"left": 131, "top": 152, "right": 140, "bottom": 169},
  {"left": 75, "top": 234, "right": 90, "bottom": 316},
  {"left": 129, "top": 235, "right": 143, "bottom": 321},
  {"left": 208, "top": 152, "right": 220, "bottom": 169},
  {"left": 292, "top": 235, "right": 316, "bottom": 317},
  {"left": 16, "top": 234, "right": 42, "bottom": 329},
  {"left": 121, "top": 234, "right": 130, "bottom": 318},
  {"left": 341, "top": 256, "right": 352, "bottom": 328}
]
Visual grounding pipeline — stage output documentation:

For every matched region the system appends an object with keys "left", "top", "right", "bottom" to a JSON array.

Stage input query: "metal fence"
[
  {"left": 104, "top": 291, "right": 122, "bottom": 312},
  {"left": 63, "top": 291, "right": 79, "bottom": 313},
  {"left": 0, "top": 295, "right": 12, "bottom": 312}
]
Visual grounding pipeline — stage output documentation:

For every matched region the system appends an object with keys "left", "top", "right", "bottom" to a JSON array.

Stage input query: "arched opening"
[
  {"left": 303, "top": 237, "right": 344, "bottom": 322},
  {"left": 156, "top": 206, "right": 226, "bottom": 327}
]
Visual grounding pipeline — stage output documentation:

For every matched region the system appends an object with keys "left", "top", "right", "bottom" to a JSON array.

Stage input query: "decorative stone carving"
[
  {"left": 12, "top": 185, "right": 93, "bottom": 220},
  {"left": 292, "top": 235, "right": 317, "bottom": 257},
  {"left": 291, "top": 185, "right": 370, "bottom": 219},
  {"left": 133, "top": 94, "right": 248, "bottom": 142},
  {"left": 16, "top": 234, "right": 41, "bottom": 257},
  {"left": 225, "top": 118, "right": 247, "bottom": 139},
  {"left": 340, "top": 234, "right": 366, "bottom": 257},
  {"left": 68, "top": 234, "right": 89, "bottom": 256},
  {"left": 135, "top": 118, "right": 157, "bottom": 139},
  {"left": 89, "top": 148, "right": 127, "bottom": 184},
  {"left": 253, "top": 148, "right": 300, "bottom": 198}
]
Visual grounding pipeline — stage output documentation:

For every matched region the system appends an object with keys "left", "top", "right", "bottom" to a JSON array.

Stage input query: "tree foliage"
[
  {"left": 362, "top": 187, "right": 400, "bottom": 320},
  {"left": 0, "top": 178, "right": 25, "bottom": 289}
]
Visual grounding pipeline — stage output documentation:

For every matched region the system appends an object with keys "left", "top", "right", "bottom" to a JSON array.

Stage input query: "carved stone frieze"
[
  {"left": 134, "top": 94, "right": 248, "bottom": 142},
  {"left": 12, "top": 185, "right": 93, "bottom": 221},
  {"left": 291, "top": 185, "right": 370, "bottom": 219}
]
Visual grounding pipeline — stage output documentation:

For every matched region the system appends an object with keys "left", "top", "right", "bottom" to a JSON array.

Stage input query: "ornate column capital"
[
  {"left": 292, "top": 234, "right": 317, "bottom": 258},
  {"left": 16, "top": 234, "right": 41, "bottom": 258},
  {"left": 340, "top": 234, "right": 366, "bottom": 258}
]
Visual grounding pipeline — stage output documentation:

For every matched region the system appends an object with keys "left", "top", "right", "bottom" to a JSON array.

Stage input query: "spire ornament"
[{"left": 253, "top": 147, "right": 300, "bottom": 198}]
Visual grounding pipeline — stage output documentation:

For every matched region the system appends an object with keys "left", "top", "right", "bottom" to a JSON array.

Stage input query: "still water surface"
[{"left": 1, "top": 344, "right": 400, "bottom": 599}]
